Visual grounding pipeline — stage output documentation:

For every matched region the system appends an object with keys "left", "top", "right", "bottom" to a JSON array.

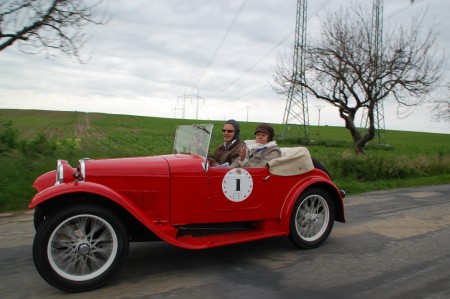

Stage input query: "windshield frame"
[{"left": 173, "top": 124, "right": 214, "bottom": 170}]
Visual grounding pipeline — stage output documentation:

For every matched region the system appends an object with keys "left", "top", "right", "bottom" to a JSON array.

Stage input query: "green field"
[{"left": 1, "top": 109, "right": 449, "bottom": 212}]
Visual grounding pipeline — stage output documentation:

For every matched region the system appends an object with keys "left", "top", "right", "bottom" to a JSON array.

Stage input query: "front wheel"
[
  {"left": 33, "top": 204, "right": 129, "bottom": 292},
  {"left": 289, "top": 188, "right": 335, "bottom": 249},
  {"left": 33, "top": 206, "right": 45, "bottom": 231}
]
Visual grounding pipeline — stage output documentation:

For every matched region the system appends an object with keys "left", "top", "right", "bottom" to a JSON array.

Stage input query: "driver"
[{"left": 208, "top": 119, "right": 245, "bottom": 168}]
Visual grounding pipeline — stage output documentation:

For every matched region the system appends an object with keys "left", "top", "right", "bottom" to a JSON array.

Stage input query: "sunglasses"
[{"left": 222, "top": 129, "right": 234, "bottom": 133}]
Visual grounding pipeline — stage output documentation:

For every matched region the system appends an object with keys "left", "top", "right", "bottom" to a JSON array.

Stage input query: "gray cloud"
[{"left": 0, "top": 0, "right": 448, "bottom": 133}]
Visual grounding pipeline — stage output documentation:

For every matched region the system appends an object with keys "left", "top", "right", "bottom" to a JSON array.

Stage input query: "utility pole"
[
  {"left": 361, "top": 0, "right": 386, "bottom": 144},
  {"left": 316, "top": 105, "right": 324, "bottom": 135},
  {"left": 177, "top": 90, "right": 205, "bottom": 120},
  {"left": 177, "top": 90, "right": 191, "bottom": 119},
  {"left": 171, "top": 107, "right": 183, "bottom": 118},
  {"left": 281, "top": 0, "right": 309, "bottom": 141},
  {"left": 372, "top": 0, "right": 386, "bottom": 144},
  {"left": 191, "top": 90, "right": 205, "bottom": 120}
]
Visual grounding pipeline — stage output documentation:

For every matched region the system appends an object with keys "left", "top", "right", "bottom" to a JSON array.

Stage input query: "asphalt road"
[{"left": 1, "top": 184, "right": 449, "bottom": 299}]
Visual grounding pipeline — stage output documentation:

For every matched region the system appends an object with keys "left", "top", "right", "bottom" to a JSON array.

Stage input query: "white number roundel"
[{"left": 222, "top": 168, "right": 253, "bottom": 202}]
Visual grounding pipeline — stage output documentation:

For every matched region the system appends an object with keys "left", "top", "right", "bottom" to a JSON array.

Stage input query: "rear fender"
[{"left": 279, "top": 176, "right": 345, "bottom": 231}]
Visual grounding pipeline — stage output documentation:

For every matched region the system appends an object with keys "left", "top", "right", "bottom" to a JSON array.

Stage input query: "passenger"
[
  {"left": 239, "top": 123, "right": 281, "bottom": 167},
  {"left": 209, "top": 119, "right": 245, "bottom": 168}
]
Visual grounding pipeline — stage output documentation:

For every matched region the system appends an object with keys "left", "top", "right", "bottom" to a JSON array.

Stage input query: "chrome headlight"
[
  {"left": 56, "top": 160, "right": 64, "bottom": 184},
  {"left": 78, "top": 158, "right": 90, "bottom": 181}
]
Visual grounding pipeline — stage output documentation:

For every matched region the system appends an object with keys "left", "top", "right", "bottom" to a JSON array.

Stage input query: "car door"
[
  {"left": 206, "top": 166, "right": 288, "bottom": 223},
  {"left": 169, "top": 158, "right": 298, "bottom": 225}
]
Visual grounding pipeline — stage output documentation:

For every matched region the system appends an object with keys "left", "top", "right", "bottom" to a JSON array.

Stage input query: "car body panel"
[{"left": 29, "top": 124, "right": 345, "bottom": 250}]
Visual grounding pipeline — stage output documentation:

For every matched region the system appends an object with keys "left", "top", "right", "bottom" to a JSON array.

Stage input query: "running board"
[
  {"left": 156, "top": 220, "right": 286, "bottom": 249},
  {"left": 176, "top": 222, "right": 253, "bottom": 238},
  {"left": 177, "top": 229, "right": 286, "bottom": 249}
]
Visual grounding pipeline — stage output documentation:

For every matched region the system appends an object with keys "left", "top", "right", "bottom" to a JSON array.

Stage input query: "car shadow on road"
[{"left": 117, "top": 236, "right": 297, "bottom": 281}]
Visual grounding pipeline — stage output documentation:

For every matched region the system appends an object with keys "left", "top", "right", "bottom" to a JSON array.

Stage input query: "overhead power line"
[
  {"left": 210, "top": 0, "right": 331, "bottom": 100},
  {"left": 189, "top": 0, "right": 249, "bottom": 95}
]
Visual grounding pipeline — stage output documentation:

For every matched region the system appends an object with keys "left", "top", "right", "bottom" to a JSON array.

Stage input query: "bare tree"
[
  {"left": 430, "top": 83, "right": 450, "bottom": 122},
  {"left": 0, "top": 0, "right": 106, "bottom": 61},
  {"left": 274, "top": 5, "right": 445, "bottom": 153}
]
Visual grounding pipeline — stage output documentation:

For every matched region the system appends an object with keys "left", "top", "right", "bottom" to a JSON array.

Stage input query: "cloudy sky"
[{"left": 1, "top": 0, "right": 449, "bottom": 134}]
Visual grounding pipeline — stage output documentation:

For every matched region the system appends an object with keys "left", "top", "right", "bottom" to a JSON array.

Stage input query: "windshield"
[{"left": 173, "top": 124, "right": 213, "bottom": 161}]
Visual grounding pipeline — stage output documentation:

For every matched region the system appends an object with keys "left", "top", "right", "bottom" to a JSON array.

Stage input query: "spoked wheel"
[
  {"left": 33, "top": 204, "right": 129, "bottom": 292},
  {"left": 289, "top": 188, "right": 335, "bottom": 249}
]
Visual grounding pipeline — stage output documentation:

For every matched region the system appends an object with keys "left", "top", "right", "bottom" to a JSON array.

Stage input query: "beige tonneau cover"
[{"left": 267, "top": 147, "right": 314, "bottom": 176}]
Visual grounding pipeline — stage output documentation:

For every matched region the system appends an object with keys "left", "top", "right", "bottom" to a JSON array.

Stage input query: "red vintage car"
[{"left": 29, "top": 124, "right": 345, "bottom": 292}]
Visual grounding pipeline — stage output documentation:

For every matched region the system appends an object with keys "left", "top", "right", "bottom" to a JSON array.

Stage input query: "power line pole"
[
  {"left": 177, "top": 90, "right": 205, "bottom": 120},
  {"left": 171, "top": 107, "right": 183, "bottom": 118},
  {"left": 177, "top": 90, "right": 191, "bottom": 119},
  {"left": 281, "top": 0, "right": 309, "bottom": 140},
  {"left": 191, "top": 90, "right": 205, "bottom": 120},
  {"left": 316, "top": 105, "right": 324, "bottom": 136},
  {"left": 372, "top": 0, "right": 386, "bottom": 144},
  {"left": 361, "top": 0, "right": 386, "bottom": 144}
]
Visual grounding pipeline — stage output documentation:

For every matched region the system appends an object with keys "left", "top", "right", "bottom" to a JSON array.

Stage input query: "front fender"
[
  {"left": 29, "top": 181, "right": 128, "bottom": 209},
  {"left": 279, "top": 176, "right": 345, "bottom": 231},
  {"left": 29, "top": 181, "right": 153, "bottom": 226},
  {"left": 28, "top": 181, "right": 204, "bottom": 249},
  {"left": 29, "top": 181, "right": 165, "bottom": 238}
]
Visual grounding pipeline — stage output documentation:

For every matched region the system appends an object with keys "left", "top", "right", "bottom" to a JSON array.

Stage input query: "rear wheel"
[
  {"left": 33, "top": 204, "right": 129, "bottom": 292},
  {"left": 312, "top": 157, "right": 332, "bottom": 179},
  {"left": 289, "top": 188, "right": 335, "bottom": 249}
]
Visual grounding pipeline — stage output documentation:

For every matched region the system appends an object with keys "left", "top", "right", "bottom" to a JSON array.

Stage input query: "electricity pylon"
[
  {"left": 281, "top": 0, "right": 309, "bottom": 140},
  {"left": 361, "top": 0, "right": 386, "bottom": 144}
]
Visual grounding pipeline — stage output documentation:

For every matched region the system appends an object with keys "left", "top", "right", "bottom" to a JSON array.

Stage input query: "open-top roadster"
[{"left": 30, "top": 124, "right": 345, "bottom": 292}]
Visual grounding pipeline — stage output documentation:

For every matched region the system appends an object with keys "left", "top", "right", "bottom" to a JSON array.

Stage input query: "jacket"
[
  {"left": 240, "top": 141, "right": 281, "bottom": 167},
  {"left": 209, "top": 139, "right": 245, "bottom": 168}
]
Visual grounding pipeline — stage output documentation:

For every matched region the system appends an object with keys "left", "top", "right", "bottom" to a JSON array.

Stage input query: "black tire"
[
  {"left": 311, "top": 157, "right": 332, "bottom": 179},
  {"left": 289, "top": 188, "right": 335, "bottom": 249},
  {"left": 33, "top": 206, "right": 45, "bottom": 231},
  {"left": 33, "top": 204, "right": 129, "bottom": 292}
]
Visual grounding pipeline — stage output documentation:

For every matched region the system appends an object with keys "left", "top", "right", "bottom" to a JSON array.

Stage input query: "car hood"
[
  {"left": 83, "top": 156, "right": 170, "bottom": 179},
  {"left": 32, "top": 154, "right": 205, "bottom": 193}
]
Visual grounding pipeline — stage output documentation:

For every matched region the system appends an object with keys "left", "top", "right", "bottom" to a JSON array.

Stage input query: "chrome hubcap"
[
  {"left": 47, "top": 214, "right": 118, "bottom": 281},
  {"left": 296, "top": 194, "right": 330, "bottom": 242},
  {"left": 77, "top": 243, "right": 91, "bottom": 255}
]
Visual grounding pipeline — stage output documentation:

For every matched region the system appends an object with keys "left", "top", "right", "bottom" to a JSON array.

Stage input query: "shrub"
[
  {"left": 327, "top": 152, "right": 450, "bottom": 181},
  {"left": 0, "top": 121, "right": 19, "bottom": 152},
  {"left": 17, "top": 133, "right": 57, "bottom": 157}
]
